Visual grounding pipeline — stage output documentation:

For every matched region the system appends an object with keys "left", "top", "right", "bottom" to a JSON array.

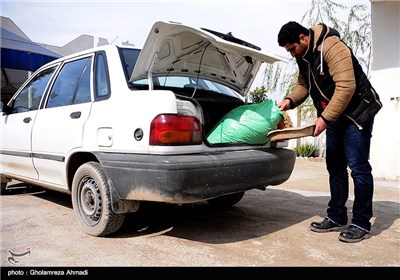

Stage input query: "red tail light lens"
[{"left": 150, "top": 114, "right": 202, "bottom": 145}]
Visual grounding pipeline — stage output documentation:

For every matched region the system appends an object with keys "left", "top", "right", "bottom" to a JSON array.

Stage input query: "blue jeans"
[{"left": 325, "top": 117, "right": 374, "bottom": 231}]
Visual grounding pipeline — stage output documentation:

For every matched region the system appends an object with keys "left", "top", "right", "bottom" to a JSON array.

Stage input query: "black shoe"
[
  {"left": 339, "top": 225, "right": 369, "bottom": 243},
  {"left": 310, "top": 218, "right": 346, "bottom": 233}
]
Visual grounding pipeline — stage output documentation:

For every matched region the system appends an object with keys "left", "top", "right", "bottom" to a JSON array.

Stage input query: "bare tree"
[
  {"left": 302, "top": 0, "right": 371, "bottom": 74},
  {"left": 251, "top": 0, "right": 371, "bottom": 126}
]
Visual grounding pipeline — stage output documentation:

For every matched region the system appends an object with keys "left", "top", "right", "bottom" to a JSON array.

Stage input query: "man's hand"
[
  {"left": 313, "top": 117, "right": 328, "bottom": 136},
  {"left": 277, "top": 99, "right": 291, "bottom": 111}
]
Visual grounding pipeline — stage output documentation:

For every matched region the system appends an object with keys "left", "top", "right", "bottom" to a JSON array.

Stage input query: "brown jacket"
[{"left": 287, "top": 24, "right": 357, "bottom": 123}]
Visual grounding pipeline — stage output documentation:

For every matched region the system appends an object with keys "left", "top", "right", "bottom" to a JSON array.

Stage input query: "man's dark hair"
[{"left": 278, "top": 21, "right": 309, "bottom": 46}]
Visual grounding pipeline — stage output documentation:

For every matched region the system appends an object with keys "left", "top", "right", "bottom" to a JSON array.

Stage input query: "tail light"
[{"left": 150, "top": 114, "right": 202, "bottom": 145}]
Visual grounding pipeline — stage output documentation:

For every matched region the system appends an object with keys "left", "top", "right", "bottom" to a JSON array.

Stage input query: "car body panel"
[
  {"left": 0, "top": 110, "right": 38, "bottom": 180},
  {"left": 31, "top": 102, "right": 92, "bottom": 187}
]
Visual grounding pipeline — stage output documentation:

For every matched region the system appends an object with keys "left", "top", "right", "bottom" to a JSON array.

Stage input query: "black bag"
[{"left": 348, "top": 85, "right": 382, "bottom": 129}]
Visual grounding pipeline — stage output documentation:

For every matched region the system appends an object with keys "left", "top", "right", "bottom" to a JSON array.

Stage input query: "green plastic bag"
[{"left": 207, "top": 99, "right": 283, "bottom": 144}]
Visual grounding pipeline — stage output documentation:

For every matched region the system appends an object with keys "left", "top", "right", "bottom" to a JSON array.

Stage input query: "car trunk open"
[{"left": 129, "top": 21, "right": 287, "bottom": 145}]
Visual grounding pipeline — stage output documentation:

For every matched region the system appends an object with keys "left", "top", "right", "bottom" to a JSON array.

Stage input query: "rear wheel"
[
  {"left": 71, "top": 162, "right": 125, "bottom": 237},
  {"left": 1, "top": 182, "right": 7, "bottom": 194},
  {"left": 206, "top": 191, "right": 245, "bottom": 208}
]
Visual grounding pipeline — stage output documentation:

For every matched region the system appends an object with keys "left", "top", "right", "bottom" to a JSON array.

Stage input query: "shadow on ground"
[{"left": 2, "top": 182, "right": 399, "bottom": 244}]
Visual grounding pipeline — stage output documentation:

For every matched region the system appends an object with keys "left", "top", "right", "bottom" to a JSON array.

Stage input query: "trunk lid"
[{"left": 129, "top": 21, "right": 282, "bottom": 97}]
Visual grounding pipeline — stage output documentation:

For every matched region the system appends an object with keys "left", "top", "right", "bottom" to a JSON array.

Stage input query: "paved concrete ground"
[{"left": 1, "top": 159, "right": 399, "bottom": 271}]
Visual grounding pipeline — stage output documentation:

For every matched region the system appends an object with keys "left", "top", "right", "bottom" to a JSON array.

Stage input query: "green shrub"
[{"left": 293, "top": 143, "right": 318, "bottom": 157}]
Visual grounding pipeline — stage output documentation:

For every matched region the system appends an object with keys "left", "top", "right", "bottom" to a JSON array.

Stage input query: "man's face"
[{"left": 284, "top": 34, "right": 308, "bottom": 59}]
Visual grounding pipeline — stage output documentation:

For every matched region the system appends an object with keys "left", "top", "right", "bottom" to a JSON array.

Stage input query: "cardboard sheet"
[{"left": 267, "top": 124, "right": 316, "bottom": 142}]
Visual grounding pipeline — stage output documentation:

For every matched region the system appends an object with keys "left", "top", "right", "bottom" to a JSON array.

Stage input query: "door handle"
[
  {"left": 23, "top": 117, "right": 32, "bottom": 123},
  {"left": 70, "top": 111, "right": 81, "bottom": 119}
]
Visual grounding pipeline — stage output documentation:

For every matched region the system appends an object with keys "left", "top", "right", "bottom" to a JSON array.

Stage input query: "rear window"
[
  {"left": 119, "top": 46, "right": 241, "bottom": 99},
  {"left": 131, "top": 76, "right": 242, "bottom": 99}
]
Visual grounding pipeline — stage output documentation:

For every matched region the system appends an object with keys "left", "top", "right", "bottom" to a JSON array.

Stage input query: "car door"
[
  {"left": 0, "top": 66, "right": 57, "bottom": 180},
  {"left": 31, "top": 55, "right": 93, "bottom": 188}
]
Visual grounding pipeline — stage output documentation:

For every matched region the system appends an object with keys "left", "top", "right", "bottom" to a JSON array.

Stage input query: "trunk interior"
[{"left": 171, "top": 87, "right": 245, "bottom": 138}]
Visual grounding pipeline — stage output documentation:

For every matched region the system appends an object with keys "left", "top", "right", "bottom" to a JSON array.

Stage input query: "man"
[{"left": 277, "top": 21, "right": 382, "bottom": 243}]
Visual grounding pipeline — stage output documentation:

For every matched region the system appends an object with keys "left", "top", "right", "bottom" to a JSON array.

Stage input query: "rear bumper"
[{"left": 95, "top": 148, "right": 296, "bottom": 204}]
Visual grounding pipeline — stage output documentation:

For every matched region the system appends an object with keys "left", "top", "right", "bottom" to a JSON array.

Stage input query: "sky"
[{"left": 1, "top": 0, "right": 369, "bottom": 93}]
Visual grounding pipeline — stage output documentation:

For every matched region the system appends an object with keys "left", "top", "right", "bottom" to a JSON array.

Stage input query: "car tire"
[
  {"left": 1, "top": 182, "right": 7, "bottom": 194},
  {"left": 72, "top": 162, "right": 125, "bottom": 237},
  {"left": 206, "top": 191, "right": 245, "bottom": 208}
]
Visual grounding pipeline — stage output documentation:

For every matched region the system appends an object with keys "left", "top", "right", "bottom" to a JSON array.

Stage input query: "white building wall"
[{"left": 370, "top": 0, "right": 400, "bottom": 181}]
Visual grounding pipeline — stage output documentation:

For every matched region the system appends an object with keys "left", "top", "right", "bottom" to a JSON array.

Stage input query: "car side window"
[
  {"left": 73, "top": 58, "right": 92, "bottom": 104},
  {"left": 11, "top": 66, "right": 57, "bottom": 114},
  {"left": 47, "top": 57, "right": 92, "bottom": 108},
  {"left": 94, "top": 52, "right": 110, "bottom": 99}
]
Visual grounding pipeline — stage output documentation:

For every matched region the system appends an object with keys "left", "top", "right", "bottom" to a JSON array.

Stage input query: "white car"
[{"left": 0, "top": 21, "right": 296, "bottom": 236}]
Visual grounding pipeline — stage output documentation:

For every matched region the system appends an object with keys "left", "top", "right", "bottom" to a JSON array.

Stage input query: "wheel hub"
[{"left": 80, "top": 179, "right": 99, "bottom": 218}]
